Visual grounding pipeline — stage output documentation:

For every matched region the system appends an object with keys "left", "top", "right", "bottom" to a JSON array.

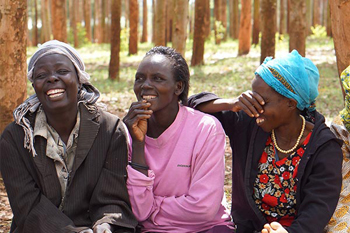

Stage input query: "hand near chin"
[
  {"left": 124, "top": 100, "right": 152, "bottom": 142},
  {"left": 261, "top": 222, "right": 288, "bottom": 233},
  {"left": 234, "top": 90, "right": 265, "bottom": 117}
]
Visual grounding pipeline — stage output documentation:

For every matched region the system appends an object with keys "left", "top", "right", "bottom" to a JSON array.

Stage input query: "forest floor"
[{"left": 0, "top": 35, "right": 343, "bottom": 232}]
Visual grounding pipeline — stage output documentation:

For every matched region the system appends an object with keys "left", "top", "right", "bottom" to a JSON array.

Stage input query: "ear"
[
  {"left": 288, "top": 98, "right": 298, "bottom": 110},
  {"left": 175, "top": 81, "right": 184, "bottom": 96}
]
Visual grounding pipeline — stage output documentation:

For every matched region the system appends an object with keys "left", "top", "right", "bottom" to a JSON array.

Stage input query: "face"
[
  {"left": 252, "top": 75, "right": 294, "bottom": 132},
  {"left": 32, "top": 54, "right": 80, "bottom": 114},
  {"left": 134, "top": 54, "right": 183, "bottom": 113}
]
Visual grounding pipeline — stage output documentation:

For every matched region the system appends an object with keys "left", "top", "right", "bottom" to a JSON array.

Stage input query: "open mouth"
[
  {"left": 142, "top": 95, "right": 157, "bottom": 101},
  {"left": 47, "top": 89, "right": 65, "bottom": 98}
]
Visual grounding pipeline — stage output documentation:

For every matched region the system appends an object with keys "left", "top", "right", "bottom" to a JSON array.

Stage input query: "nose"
[
  {"left": 141, "top": 78, "right": 152, "bottom": 89},
  {"left": 47, "top": 72, "right": 59, "bottom": 83}
]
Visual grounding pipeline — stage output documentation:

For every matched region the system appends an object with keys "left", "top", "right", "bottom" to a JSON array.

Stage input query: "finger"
[
  {"left": 238, "top": 91, "right": 264, "bottom": 117},
  {"left": 270, "top": 222, "right": 282, "bottom": 230}
]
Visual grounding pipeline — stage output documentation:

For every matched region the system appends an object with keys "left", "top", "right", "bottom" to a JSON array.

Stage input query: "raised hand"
[
  {"left": 233, "top": 90, "right": 265, "bottom": 117},
  {"left": 261, "top": 222, "right": 288, "bottom": 233},
  {"left": 123, "top": 100, "right": 153, "bottom": 142}
]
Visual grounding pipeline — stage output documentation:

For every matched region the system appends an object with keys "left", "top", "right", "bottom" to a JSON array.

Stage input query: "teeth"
[
  {"left": 142, "top": 95, "right": 156, "bottom": 100},
  {"left": 256, "top": 118, "right": 265, "bottom": 124},
  {"left": 47, "top": 89, "right": 65, "bottom": 95},
  {"left": 49, "top": 93, "right": 64, "bottom": 98}
]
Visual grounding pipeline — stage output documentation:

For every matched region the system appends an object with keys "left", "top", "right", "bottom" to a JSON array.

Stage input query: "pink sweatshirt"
[{"left": 126, "top": 105, "right": 233, "bottom": 232}]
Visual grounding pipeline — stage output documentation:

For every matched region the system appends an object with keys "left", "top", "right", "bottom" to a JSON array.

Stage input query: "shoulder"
[
  {"left": 96, "top": 108, "right": 128, "bottom": 136},
  {"left": 182, "top": 105, "right": 224, "bottom": 134}
]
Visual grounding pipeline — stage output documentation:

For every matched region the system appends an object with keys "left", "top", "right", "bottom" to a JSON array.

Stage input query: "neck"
[
  {"left": 147, "top": 104, "right": 179, "bottom": 138},
  {"left": 45, "top": 106, "right": 78, "bottom": 144}
]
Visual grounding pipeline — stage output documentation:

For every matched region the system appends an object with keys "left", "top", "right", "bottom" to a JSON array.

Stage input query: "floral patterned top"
[{"left": 253, "top": 132, "right": 312, "bottom": 227}]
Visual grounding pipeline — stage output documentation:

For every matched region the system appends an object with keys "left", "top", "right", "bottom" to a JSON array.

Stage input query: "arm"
[
  {"left": 0, "top": 128, "right": 76, "bottom": 233},
  {"left": 189, "top": 91, "right": 265, "bottom": 117},
  {"left": 287, "top": 140, "right": 343, "bottom": 233},
  {"left": 89, "top": 119, "right": 138, "bottom": 232},
  {"left": 127, "top": 121, "right": 227, "bottom": 225}
]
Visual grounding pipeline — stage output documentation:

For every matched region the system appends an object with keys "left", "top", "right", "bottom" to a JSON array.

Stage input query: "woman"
[
  {"left": 325, "top": 65, "right": 350, "bottom": 232},
  {"left": 0, "top": 40, "right": 137, "bottom": 232},
  {"left": 123, "top": 46, "right": 234, "bottom": 232},
  {"left": 188, "top": 50, "right": 343, "bottom": 233}
]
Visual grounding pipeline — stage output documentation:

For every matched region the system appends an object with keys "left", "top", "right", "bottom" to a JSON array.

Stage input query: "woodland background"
[{"left": 1, "top": 0, "right": 350, "bottom": 232}]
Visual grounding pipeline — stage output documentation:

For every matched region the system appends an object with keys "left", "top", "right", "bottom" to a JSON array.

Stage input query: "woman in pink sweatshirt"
[{"left": 123, "top": 46, "right": 234, "bottom": 233}]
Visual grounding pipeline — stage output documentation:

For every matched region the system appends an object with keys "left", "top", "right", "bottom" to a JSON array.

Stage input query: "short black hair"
[{"left": 145, "top": 46, "right": 190, "bottom": 105}]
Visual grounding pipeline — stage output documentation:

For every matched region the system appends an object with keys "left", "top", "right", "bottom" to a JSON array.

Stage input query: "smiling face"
[
  {"left": 32, "top": 54, "right": 80, "bottom": 114},
  {"left": 252, "top": 75, "right": 294, "bottom": 132},
  {"left": 134, "top": 54, "right": 183, "bottom": 113}
]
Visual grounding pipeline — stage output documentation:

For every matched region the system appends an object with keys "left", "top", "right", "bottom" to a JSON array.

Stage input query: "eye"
[
  {"left": 135, "top": 75, "right": 144, "bottom": 82},
  {"left": 57, "top": 69, "right": 70, "bottom": 75},
  {"left": 153, "top": 76, "right": 164, "bottom": 82},
  {"left": 34, "top": 72, "right": 46, "bottom": 80}
]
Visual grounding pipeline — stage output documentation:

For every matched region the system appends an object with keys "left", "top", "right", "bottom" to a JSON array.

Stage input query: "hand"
[
  {"left": 261, "top": 222, "right": 288, "bottom": 233},
  {"left": 233, "top": 90, "right": 265, "bottom": 117},
  {"left": 93, "top": 223, "right": 113, "bottom": 233},
  {"left": 123, "top": 100, "right": 152, "bottom": 142}
]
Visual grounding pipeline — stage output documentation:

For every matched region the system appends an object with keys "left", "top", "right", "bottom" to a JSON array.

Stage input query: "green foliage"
[
  {"left": 213, "top": 20, "right": 226, "bottom": 41},
  {"left": 120, "top": 27, "right": 129, "bottom": 52},
  {"left": 310, "top": 25, "right": 327, "bottom": 39},
  {"left": 68, "top": 23, "right": 89, "bottom": 47}
]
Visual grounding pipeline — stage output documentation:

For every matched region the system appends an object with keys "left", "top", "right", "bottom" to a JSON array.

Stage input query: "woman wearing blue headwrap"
[
  {"left": 0, "top": 40, "right": 137, "bottom": 232},
  {"left": 188, "top": 50, "right": 342, "bottom": 233}
]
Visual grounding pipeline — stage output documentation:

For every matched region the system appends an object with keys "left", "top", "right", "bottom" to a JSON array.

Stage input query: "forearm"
[{"left": 196, "top": 98, "right": 237, "bottom": 113}]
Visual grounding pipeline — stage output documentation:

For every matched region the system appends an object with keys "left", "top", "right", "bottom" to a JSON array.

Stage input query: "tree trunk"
[
  {"left": 141, "top": 0, "right": 148, "bottom": 43},
  {"left": 191, "top": 0, "right": 208, "bottom": 66},
  {"left": 154, "top": 0, "right": 166, "bottom": 46},
  {"left": 214, "top": 0, "right": 222, "bottom": 44},
  {"left": 41, "top": 0, "right": 51, "bottom": 43},
  {"left": 94, "top": 0, "right": 103, "bottom": 43},
  {"left": 313, "top": 0, "right": 321, "bottom": 26},
  {"left": 129, "top": 0, "right": 138, "bottom": 54},
  {"left": 172, "top": 0, "right": 189, "bottom": 56},
  {"left": 33, "top": 0, "right": 38, "bottom": 45},
  {"left": 166, "top": 0, "right": 174, "bottom": 44},
  {"left": 279, "top": 0, "right": 285, "bottom": 35},
  {"left": 70, "top": 0, "right": 79, "bottom": 47},
  {"left": 221, "top": 0, "right": 227, "bottom": 41},
  {"left": 229, "top": 0, "right": 239, "bottom": 39},
  {"left": 326, "top": 0, "right": 331, "bottom": 37},
  {"left": 252, "top": 0, "right": 260, "bottom": 45},
  {"left": 238, "top": 0, "right": 251, "bottom": 55},
  {"left": 152, "top": 0, "right": 155, "bottom": 43},
  {"left": 289, "top": 0, "right": 306, "bottom": 56},
  {"left": 260, "top": 0, "right": 276, "bottom": 63},
  {"left": 109, "top": 0, "right": 122, "bottom": 81},
  {"left": 204, "top": 0, "right": 211, "bottom": 38},
  {"left": 51, "top": 0, "right": 67, "bottom": 42},
  {"left": 83, "top": 0, "right": 92, "bottom": 42},
  {"left": 0, "top": 0, "right": 27, "bottom": 133},
  {"left": 305, "top": 0, "right": 312, "bottom": 35},
  {"left": 330, "top": 0, "right": 350, "bottom": 98}
]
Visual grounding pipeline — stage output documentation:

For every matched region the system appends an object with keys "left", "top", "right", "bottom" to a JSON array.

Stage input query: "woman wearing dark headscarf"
[
  {"left": 0, "top": 40, "right": 137, "bottom": 232},
  {"left": 188, "top": 50, "right": 343, "bottom": 233}
]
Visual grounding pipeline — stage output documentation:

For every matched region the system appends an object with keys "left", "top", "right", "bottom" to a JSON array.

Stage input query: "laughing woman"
[
  {"left": 188, "top": 50, "right": 343, "bottom": 233},
  {"left": 123, "top": 46, "right": 234, "bottom": 232},
  {"left": 0, "top": 40, "right": 137, "bottom": 232}
]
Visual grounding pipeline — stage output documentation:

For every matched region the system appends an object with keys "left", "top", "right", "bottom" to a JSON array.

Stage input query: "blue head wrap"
[{"left": 255, "top": 50, "right": 319, "bottom": 111}]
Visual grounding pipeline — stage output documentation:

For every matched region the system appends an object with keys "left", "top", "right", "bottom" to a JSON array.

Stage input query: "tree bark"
[
  {"left": 51, "top": 0, "right": 67, "bottom": 42},
  {"left": 252, "top": 0, "right": 260, "bottom": 45},
  {"left": 191, "top": 0, "right": 208, "bottom": 66},
  {"left": 172, "top": 0, "right": 189, "bottom": 56},
  {"left": 204, "top": 0, "right": 211, "bottom": 38},
  {"left": 154, "top": 0, "right": 166, "bottom": 46},
  {"left": 289, "top": 0, "right": 306, "bottom": 56},
  {"left": 0, "top": 0, "right": 27, "bottom": 133},
  {"left": 166, "top": 0, "right": 174, "bottom": 44},
  {"left": 33, "top": 0, "right": 38, "bottom": 45},
  {"left": 229, "top": 0, "right": 239, "bottom": 39},
  {"left": 279, "top": 0, "right": 285, "bottom": 35},
  {"left": 129, "top": 0, "right": 138, "bottom": 54},
  {"left": 41, "top": 0, "right": 51, "bottom": 43},
  {"left": 109, "top": 0, "right": 122, "bottom": 81},
  {"left": 238, "top": 0, "right": 251, "bottom": 55},
  {"left": 221, "top": 0, "right": 227, "bottom": 41},
  {"left": 83, "top": 0, "right": 92, "bottom": 42},
  {"left": 94, "top": 0, "right": 103, "bottom": 43},
  {"left": 326, "top": 0, "right": 331, "bottom": 37},
  {"left": 152, "top": 0, "right": 155, "bottom": 43},
  {"left": 141, "top": 0, "right": 148, "bottom": 43},
  {"left": 214, "top": 0, "right": 222, "bottom": 44},
  {"left": 313, "top": 0, "right": 321, "bottom": 26},
  {"left": 69, "top": 0, "right": 79, "bottom": 47},
  {"left": 260, "top": 0, "right": 276, "bottom": 63},
  {"left": 330, "top": 0, "right": 350, "bottom": 98}
]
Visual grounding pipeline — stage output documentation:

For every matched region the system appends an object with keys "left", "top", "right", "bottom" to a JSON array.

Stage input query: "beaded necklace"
[{"left": 271, "top": 115, "right": 306, "bottom": 154}]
